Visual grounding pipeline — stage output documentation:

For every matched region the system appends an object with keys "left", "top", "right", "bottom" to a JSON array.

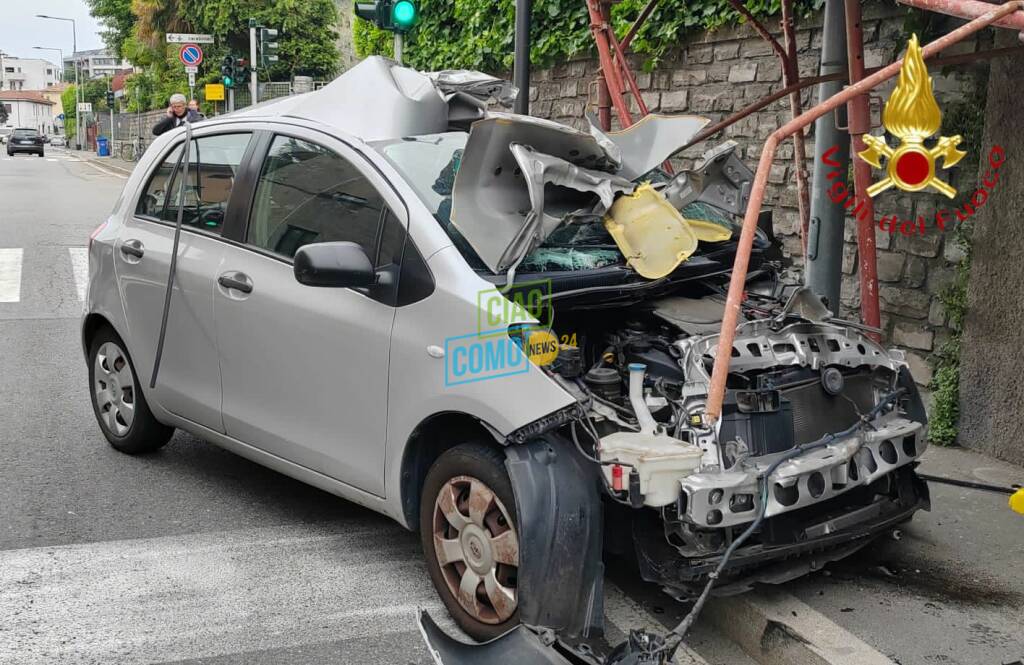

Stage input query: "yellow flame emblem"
[{"left": 858, "top": 35, "right": 966, "bottom": 199}]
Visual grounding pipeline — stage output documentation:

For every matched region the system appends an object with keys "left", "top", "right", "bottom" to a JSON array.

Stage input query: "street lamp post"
[
  {"left": 32, "top": 46, "right": 64, "bottom": 86},
  {"left": 33, "top": 47, "right": 65, "bottom": 136},
  {"left": 36, "top": 15, "right": 80, "bottom": 150}
]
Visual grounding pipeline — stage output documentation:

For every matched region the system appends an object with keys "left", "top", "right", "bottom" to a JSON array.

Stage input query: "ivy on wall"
[
  {"left": 928, "top": 90, "right": 987, "bottom": 445},
  {"left": 353, "top": 0, "right": 823, "bottom": 72}
]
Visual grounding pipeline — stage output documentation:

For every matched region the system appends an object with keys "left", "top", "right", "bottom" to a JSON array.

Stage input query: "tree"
[
  {"left": 86, "top": 0, "right": 340, "bottom": 112},
  {"left": 84, "top": 0, "right": 136, "bottom": 57}
]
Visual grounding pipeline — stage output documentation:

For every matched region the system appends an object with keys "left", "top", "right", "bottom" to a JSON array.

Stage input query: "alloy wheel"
[
  {"left": 93, "top": 342, "right": 136, "bottom": 437},
  {"left": 432, "top": 475, "right": 520, "bottom": 624}
]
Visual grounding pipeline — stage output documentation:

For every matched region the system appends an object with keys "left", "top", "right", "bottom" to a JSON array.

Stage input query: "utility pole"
[
  {"left": 804, "top": 0, "right": 849, "bottom": 315},
  {"left": 36, "top": 15, "right": 80, "bottom": 150},
  {"left": 513, "top": 0, "right": 532, "bottom": 115},
  {"left": 394, "top": 34, "right": 403, "bottom": 64},
  {"left": 249, "top": 22, "right": 258, "bottom": 105}
]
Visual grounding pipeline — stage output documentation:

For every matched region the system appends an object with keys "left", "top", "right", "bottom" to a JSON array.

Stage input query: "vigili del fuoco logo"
[{"left": 858, "top": 34, "right": 966, "bottom": 199}]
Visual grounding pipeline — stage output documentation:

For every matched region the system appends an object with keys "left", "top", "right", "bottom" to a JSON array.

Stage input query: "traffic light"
[
  {"left": 105, "top": 90, "right": 115, "bottom": 107},
  {"left": 259, "top": 28, "right": 279, "bottom": 68},
  {"left": 390, "top": 0, "right": 418, "bottom": 32},
  {"left": 354, "top": 0, "right": 419, "bottom": 33},
  {"left": 221, "top": 55, "right": 237, "bottom": 88}
]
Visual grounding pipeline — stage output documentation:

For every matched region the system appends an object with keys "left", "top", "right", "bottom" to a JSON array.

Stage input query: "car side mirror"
[{"left": 293, "top": 241, "right": 377, "bottom": 288}]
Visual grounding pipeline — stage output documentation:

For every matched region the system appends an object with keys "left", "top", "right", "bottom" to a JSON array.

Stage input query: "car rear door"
[
  {"left": 213, "top": 126, "right": 404, "bottom": 496},
  {"left": 115, "top": 130, "right": 256, "bottom": 433}
]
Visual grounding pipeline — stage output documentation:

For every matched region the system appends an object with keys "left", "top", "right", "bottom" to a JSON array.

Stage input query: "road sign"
[
  {"left": 179, "top": 44, "right": 203, "bottom": 67},
  {"left": 57, "top": 113, "right": 65, "bottom": 121},
  {"left": 205, "top": 83, "right": 225, "bottom": 101},
  {"left": 167, "top": 33, "right": 214, "bottom": 44},
  {"left": 185, "top": 65, "right": 198, "bottom": 74},
  {"left": 77, "top": 102, "right": 92, "bottom": 113}
]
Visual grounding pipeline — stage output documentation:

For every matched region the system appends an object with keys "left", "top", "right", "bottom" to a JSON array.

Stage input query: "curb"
[
  {"left": 84, "top": 156, "right": 134, "bottom": 176},
  {"left": 704, "top": 589, "right": 896, "bottom": 665}
]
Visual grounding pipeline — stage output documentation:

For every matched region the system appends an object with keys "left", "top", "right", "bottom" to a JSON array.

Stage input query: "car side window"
[
  {"left": 162, "top": 133, "right": 253, "bottom": 235},
  {"left": 136, "top": 144, "right": 183, "bottom": 219},
  {"left": 246, "top": 135, "right": 385, "bottom": 259}
]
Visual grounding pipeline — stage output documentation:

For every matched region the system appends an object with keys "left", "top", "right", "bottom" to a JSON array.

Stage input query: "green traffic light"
[
  {"left": 223, "top": 77, "right": 233, "bottom": 87},
  {"left": 391, "top": 0, "right": 417, "bottom": 29}
]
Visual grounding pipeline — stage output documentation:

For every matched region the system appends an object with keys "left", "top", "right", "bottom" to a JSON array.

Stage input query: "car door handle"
[
  {"left": 218, "top": 272, "right": 253, "bottom": 294},
  {"left": 120, "top": 240, "right": 144, "bottom": 259}
]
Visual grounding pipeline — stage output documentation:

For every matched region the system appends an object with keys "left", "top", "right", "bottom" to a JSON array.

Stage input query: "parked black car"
[{"left": 7, "top": 128, "right": 45, "bottom": 157}]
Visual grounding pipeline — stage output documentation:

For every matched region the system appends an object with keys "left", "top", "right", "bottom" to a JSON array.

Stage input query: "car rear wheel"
[
  {"left": 88, "top": 326, "right": 174, "bottom": 454},
  {"left": 420, "top": 442, "right": 521, "bottom": 641}
]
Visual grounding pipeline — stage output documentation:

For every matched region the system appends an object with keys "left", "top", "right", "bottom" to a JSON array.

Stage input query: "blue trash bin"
[{"left": 97, "top": 136, "right": 110, "bottom": 157}]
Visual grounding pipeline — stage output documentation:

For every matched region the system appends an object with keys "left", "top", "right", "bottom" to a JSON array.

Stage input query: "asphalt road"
[{"left": 0, "top": 150, "right": 752, "bottom": 665}]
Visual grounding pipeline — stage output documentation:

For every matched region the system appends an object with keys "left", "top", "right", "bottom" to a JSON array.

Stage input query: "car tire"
[
  {"left": 420, "top": 442, "right": 521, "bottom": 642},
  {"left": 37, "top": 152, "right": 44, "bottom": 158},
  {"left": 88, "top": 326, "right": 174, "bottom": 454}
]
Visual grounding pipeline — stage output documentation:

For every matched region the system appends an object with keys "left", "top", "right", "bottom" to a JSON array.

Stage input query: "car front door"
[
  {"left": 116, "top": 131, "right": 255, "bottom": 432},
  {"left": 213, "top": 128, "right": 402, "bottom": 496}
]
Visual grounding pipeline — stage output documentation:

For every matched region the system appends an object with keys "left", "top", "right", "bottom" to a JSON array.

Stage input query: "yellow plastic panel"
[
  {"left": 604, "top": 183, "right": 698, "bottom": 279},
  {"left": 685, "top": 217, "right": 732, "bottom": 243}
]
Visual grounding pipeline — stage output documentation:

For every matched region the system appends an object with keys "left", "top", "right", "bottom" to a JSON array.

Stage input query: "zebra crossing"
[{"left": 0, "top": 246, "right": 90, "bottom": 317}]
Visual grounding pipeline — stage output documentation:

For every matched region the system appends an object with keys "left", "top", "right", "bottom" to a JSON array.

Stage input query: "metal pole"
[
  {"left": 844, "top": 0, "right": 880, "bottom": 337},
  {"left": 703, "top": 0, "right": 1024, "bottom": 424},
  {"left": 228, "top": 88, "right": 235, "bottom": 113},
  {"left": 513, "top": 0, "right": 532, "bottom": 114},
  {"left": 249, "top": 26, "right": 258, "bottom": 105},
  {"left": 780, "top": 0, "right": 810, "bottom": 248},
  {"left": 805, "top": 0, "right": 849, "bottom": 315},
  {"left": 394, "top": 33, "right": 404, "bottom": 64}
]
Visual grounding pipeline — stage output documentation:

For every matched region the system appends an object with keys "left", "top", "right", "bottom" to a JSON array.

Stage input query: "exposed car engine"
[{"left": 535, "top": 278, "right": 929, "bottom": 594}]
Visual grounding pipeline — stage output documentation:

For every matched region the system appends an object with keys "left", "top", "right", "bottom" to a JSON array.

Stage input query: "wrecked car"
[{"left": 81, "top": 56, "right": 929, "bottom": 663}]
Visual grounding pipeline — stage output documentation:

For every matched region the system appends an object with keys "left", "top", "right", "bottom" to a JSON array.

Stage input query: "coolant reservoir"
[{"left": 600, "top": 431, "right": 703, "bottom": 507}]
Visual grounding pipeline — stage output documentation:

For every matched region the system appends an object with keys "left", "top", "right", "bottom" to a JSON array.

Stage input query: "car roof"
[{"left": 220, "top": 56, "right": 451, "bottom": 143}]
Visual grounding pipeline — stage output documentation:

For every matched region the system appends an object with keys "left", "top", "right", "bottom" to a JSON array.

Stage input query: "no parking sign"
[{"left": 178, "top": 44, "right": 203, "bottom": 67}]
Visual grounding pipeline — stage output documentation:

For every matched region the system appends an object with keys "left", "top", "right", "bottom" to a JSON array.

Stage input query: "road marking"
[
  {"left": 0, "top": 248, "right": 23, "bottom": 303},
  {"left": 69, "top": 247, "right": 89, "bottom": 301},
  {"left": 80, "top": 159, "right": 128, "bottom": 179},
  {"left": 46, "top": 158, "right": 58, "bottom": 162},
  {"left": 0, "top": 522, "right": 716, "bottom": 664}
]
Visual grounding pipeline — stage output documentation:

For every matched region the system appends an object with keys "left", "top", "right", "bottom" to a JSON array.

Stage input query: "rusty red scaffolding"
[{"left": 584, "top": 0, "right": 1024, "bottom": 423}]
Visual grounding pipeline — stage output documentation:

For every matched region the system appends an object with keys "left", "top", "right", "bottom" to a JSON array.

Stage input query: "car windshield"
[
  {"left": 13, "top": 130, "right": 38, "bottom": 138},
  {"left": 371, "top": 132, "right": 738, "bottom": 275}
]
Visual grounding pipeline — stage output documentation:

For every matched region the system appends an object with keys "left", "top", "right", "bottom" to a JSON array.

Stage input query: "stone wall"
[{"left": 525, "top": 3, "right": 995, "bottom": 406}]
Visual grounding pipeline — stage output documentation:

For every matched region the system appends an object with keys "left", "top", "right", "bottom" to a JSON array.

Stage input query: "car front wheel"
[
  {"left": 420, "top": 442, "right": 521, "bottom": 641},
  {"left": 88, "top": 326, "right": 174, "bottom": 454}
]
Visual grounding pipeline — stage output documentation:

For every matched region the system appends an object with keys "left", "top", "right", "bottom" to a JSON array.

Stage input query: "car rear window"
[{"left": 13, "top": 130, "right": 38, "bottom": 138}]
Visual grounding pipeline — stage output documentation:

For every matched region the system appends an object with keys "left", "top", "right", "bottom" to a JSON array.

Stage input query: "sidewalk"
[
  {"left": 787, "top": 444, "right": 1024, "bottom": 665},
  {"left": 70, "top": 148, "right": 137, "bottom": 177}
]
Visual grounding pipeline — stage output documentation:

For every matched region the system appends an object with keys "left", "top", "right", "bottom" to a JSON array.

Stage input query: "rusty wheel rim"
[{"left": 432, "top": 475, "right": 519, "bottom": 624}]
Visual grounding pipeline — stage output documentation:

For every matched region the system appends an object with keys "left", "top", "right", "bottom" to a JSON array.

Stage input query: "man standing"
[{"left": 152, "top": 94, "right": 202, "bottom": 136}]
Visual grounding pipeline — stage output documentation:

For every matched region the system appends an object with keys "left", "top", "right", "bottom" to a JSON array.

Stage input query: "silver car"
[{"left": 83, "top": 57, "right": 930, "bottom": 656}]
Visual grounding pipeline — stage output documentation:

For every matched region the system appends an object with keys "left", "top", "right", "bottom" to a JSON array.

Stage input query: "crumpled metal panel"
[
  {"left": 504, "top": 436, "right": 605, "bottom": 640},
  {"left": 418, "top": 611, "right": 578, "bottom": 665},
  {"left": 249, "top": 56, "right": 450, "bottom": 141},
  {"left": 450, "top": 114, "right": 622, "bottom": 274},
  {"left": 588, "top": 113, "right": 711, "bottom": 180}
]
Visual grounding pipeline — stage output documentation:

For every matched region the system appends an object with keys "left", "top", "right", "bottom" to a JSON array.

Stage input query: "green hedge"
[{"left": 354, "top": 0, "right": 824, "bottom": 72}]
